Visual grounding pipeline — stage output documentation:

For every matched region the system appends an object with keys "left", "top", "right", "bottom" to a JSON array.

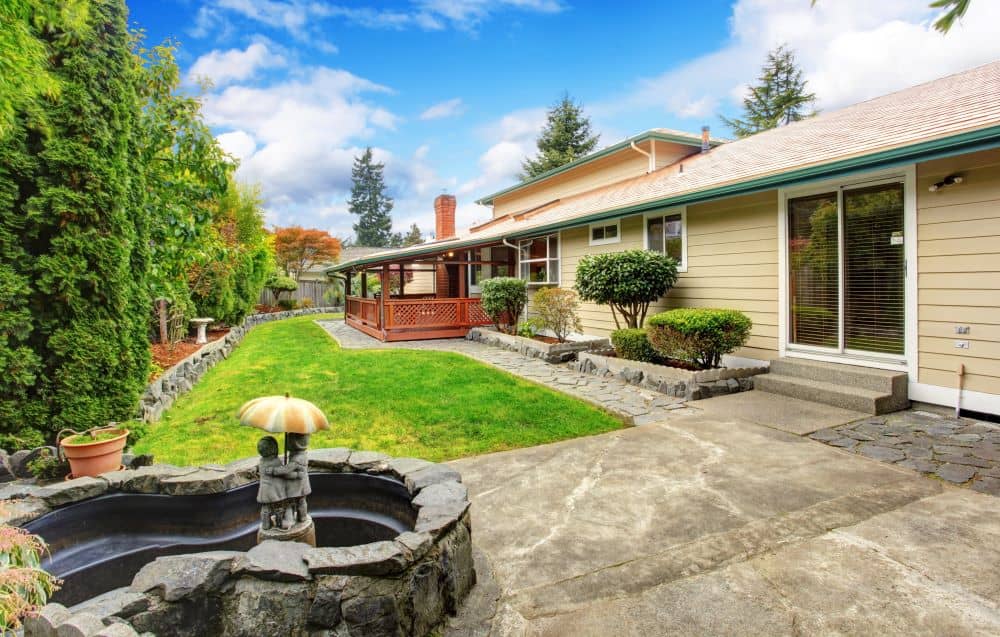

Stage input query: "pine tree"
[
  {"left": 521, "top": 93, "right": 600, "bottom": 179},
  {"left": 721, "top": 45, "right": 816, "bottom": 138},
  {"left": 348, "top": 147, "right": 395, "bottom": 247},
  {"left": 401, "top": 223, "right": 423, "bottom": 247}
]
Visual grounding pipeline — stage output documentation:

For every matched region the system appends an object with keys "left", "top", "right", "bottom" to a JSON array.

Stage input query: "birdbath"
[
  {"left": 190, "top": 318, "right": 214, "bottom": 344},
  {"left": 238, "top": 394, "right": 331, "bottom": 546}
]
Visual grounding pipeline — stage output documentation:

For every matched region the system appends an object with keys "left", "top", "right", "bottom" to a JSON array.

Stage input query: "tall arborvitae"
[
  {"left": 721, "top": 45, "right": 816, "bottom": 138},
  {"left": 0, "top": 0, "right": 149, "bottom": 444},
  {"left": 521, "top": 93, "right": 599, "bottom": 179},
  {"left": 348, "top": 147, "right": 395, "bottom": 247}
]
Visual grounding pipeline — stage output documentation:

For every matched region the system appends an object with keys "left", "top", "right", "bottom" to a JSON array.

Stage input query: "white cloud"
[
  {"left": 419, "top": 98, "right": 465, "bottom": 120},
  {"left": 216, "top": 130, "right": 256, "bottom": 162},
  {"left": 195, "top": 0, "right": 564, "bottom": 37},
  {"left": 597, "top": 0, "right": 1000, "bottom": 127},
  {"left": 188, "top": 41, "right": 286, "bottom": 86}
]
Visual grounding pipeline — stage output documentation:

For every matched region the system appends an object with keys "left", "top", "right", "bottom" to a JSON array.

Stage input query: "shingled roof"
[{"left": 332, "top": 61, "right": 1000, "bottom": 272}]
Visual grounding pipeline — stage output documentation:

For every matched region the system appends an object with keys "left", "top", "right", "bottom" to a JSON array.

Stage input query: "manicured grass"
[{"left": 134, "top": 314, "right": 623, "bottom": 465}]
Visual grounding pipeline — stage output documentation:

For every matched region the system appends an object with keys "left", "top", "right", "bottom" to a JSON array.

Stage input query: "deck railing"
[{"left": 345, "top": 296, "right": 492, "bottom": 341}]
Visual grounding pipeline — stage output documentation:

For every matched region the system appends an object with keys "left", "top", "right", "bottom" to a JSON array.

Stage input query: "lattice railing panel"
[
  {"left": 466, "top": 301, "right": 491, "bottom": 325},
  {"left": 390, "top": 302, "right": 459, "bottom": 327}
]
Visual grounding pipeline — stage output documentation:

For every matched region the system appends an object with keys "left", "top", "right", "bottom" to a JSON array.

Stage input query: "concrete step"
[
  {"left": 768, "top": 357, "right": 907, "bottom": 395},
  {"left": 754, "top": 374, "right": 909, "bottom": 415}
]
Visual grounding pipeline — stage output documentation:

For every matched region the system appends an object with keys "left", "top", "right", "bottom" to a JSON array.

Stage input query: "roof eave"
[{"left": 475, "top": 130, "right": 719, "bottom": 206}]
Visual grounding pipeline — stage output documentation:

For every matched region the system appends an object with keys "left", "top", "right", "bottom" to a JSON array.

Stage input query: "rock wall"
[
  {"left": 466, "top": 327, "right": 610, "bottom": 364},
  {"left": 574, "top": 351, "right": 768, "bottom": 400},
  {"left": 139, "top": 307, "right": 342, "bottom": 422}
]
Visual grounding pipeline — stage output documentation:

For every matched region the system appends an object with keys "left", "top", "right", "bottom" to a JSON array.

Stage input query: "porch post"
[
  {"left": 458, "top": 258, "right": 467, "bottom": 298},
  {"left": 381, "top": 264, "right": 390, "bottom": 329},
  {"left": 399, "top": 265, "right": 405, "bottom": 297},
  {"left": 345, "top": 270, "right": 352, "bottom": 298},
  {"left": 361, "top": 269, "right": 368, "bottom": 297}
]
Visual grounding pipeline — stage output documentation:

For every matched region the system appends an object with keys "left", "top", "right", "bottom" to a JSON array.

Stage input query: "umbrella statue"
[{"left": 238, "top": 394, "right": 330, "bottom": 545}]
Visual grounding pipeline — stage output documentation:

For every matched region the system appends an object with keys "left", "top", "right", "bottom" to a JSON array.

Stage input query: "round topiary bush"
[
  {"left": 480, "top": 277, "right": 527, "bottom": 334},
  {"left": 574, "top": 250, "right": 678, "bottom": 329},
  {"left": 647, "top": 308, "right": 752, "bottom": 369},
  {"left": 610, "top": 328, "right": 659, "bottom": 363}
]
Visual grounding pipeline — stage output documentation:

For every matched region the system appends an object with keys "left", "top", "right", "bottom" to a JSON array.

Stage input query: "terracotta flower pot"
[{"left": 60, "top": 428, "right": 129, "bottom": 478}]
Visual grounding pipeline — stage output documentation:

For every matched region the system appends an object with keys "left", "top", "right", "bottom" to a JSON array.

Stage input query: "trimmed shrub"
[
  {"left": 575, "top": 250, "right": 678, "bottom": 329},
  {"left": 532, "top": 288, "right": 581, "bottom": 342},
  {"left": 611, "top": 328, "right": 659, "bottom": 363},
  {"left": 265, "top": 272, "right": 298, "bottom": 302},
  {"left": 647, "top": 309, "right": 752, "bottom": 369},
  {"left": 277, "top": 299, "right": 297, "bottom": 311},
  {"left": 480, "top": 277, "right": 527, "bottom": 334}
]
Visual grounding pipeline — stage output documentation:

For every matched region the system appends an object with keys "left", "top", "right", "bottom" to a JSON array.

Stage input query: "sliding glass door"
[{"left": 787, "top": 181, "right": 906, "bottom": 357}]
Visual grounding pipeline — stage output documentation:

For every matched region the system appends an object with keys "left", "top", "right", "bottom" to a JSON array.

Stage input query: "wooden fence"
[{"left": 259, "top": 279, "right": 337, "bottom": 307}]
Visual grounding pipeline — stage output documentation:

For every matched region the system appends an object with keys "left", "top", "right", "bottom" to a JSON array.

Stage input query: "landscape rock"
[
  {"left": 223, "top": 579, "right": 312, "bottom": 637},
  {"left": 233, "top": 540, "right": 312, "bottom": 582},
  {"left": 36, "top": 476, "right": 107, "bottom": 507},
  {"left": 307, "top": 587, "right": 343, "bottom": 628},
  {"left": 305, "top": 542, "right": 408, "bottom": 576},
  {"left": 415, "top": 500, "right": 470, "bottom": 536},
  {"left": 54, "top": 612, "right": 105, "bottom": 637},
  {"left": 71, "top": 587, "right": 149, "bottom": 622},
  {"left": 23, "top": 602, "right": 71, "bottom": 637},
  {"left": 94, "top": 623, "right": 140, "bottom": 637},
  {"left": 308, "top": 447, "right": 352, "bottom": 471},
  {"left": 101, "top": 464, "right": 195, "bottom": 494},
  {"left": 341, "top": 593, "right": 401, "bottom": 637},
  {"left": 159, "top": 467, "right": 239, "bottom": 495},
  {"left": 412, "top": 480, "right": 467, "bottom": 508},
  {"left": 935, "top": 463, "right": 976, "bottom": 484},
  {"left": 0, "top": 496, "right": 49, "bottom": 525},
  {"left": 132, "top": 551, "right": 239, "bottom": 601},
  {"left": 385, "top": 456, "right": 433, "bottom": 480},
  {"left": 348, "top": 450, "right": 391, "bottom": 471},
  {"left": 405, "top": 464, "right": 462, "bottom": 493}
]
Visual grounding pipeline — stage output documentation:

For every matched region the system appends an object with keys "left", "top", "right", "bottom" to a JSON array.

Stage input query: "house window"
[
  {"left": 468, "top": 247, "right": 514, "bottom": 293},
  {"left": 645, "top": 207, "right": 687, "bottom": 271},
  {"left": 589, "top": 220, "right": 620, "bottom": 246},
  {"left": 518, "top": 234, "right": 559, "bottom": 285}
]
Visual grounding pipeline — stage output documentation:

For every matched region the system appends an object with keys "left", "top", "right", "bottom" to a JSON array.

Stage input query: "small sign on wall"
[{"left": 890, "top": 231, "right": 904, "bottom": 246}]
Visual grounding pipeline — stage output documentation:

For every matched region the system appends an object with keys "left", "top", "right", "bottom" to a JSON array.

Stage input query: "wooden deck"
[{"left": 345, "top": 296, "right": 493, "bottom": 341}]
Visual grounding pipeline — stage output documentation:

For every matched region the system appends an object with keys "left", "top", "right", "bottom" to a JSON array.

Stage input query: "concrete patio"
[{"left": 445, "top": 396, "right": 1000, "bottom": 636}]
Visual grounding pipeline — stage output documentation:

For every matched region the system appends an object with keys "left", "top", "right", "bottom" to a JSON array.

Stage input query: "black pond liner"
[{"left": 24, "top": 472, "right": 417, "bottom": 606}]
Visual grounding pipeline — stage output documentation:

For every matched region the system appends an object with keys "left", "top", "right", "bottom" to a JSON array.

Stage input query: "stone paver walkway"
[
  {"left": 810, "top": 409, "right": 1000, "bottom": 496},
  {"left": 317, "top": 320, "right": 695, "bottom": 425}
]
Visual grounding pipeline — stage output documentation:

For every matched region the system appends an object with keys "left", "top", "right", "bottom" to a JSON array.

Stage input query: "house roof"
[
  {"left": 331, "top": 61, "right": 1000, "bottom": 273},
  {"left": 475, "top": 128, "right": 724, "bottom": 206}
]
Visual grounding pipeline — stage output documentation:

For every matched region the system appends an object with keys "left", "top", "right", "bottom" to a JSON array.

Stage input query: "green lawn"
[{"left": 134, "top": 314, "right": 623, "bottom": 465}]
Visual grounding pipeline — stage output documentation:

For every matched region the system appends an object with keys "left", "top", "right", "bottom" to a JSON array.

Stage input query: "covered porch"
[{"left": 339, "top": 241, "right": 517, "bottom": 342}]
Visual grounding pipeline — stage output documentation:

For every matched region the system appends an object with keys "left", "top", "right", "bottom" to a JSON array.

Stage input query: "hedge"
[
  {"left": 480, "top": 277, "right": 526, "bottom": 334},
  {"left": 647, "top": 308, "right": 752, "bottom": 369},
  {"left": 610, "top": 328, "right": 659, "bottom": 363}
]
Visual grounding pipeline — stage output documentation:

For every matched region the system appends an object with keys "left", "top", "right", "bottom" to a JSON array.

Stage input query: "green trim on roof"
[
  {"left": 330, "top": 124, "right": 1000, "bottom": 273},
  {"left": 475, "top": 130, "right": 719, "bottom": 206}
]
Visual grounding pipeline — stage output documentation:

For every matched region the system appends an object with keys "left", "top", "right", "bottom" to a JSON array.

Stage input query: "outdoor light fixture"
[
  {"left": 928, "top": 174, "right": 963, "bottom": 192},
  {"left": 447, "top": 251, "right": 454, "bottom": 257}
]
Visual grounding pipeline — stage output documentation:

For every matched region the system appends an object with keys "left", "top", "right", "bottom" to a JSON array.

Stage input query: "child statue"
[
  {"left": 256, "top": 436, "right": 288, "bottom": 530},
  {"left": 283, "top": 433, "right": 312, "bottom": 526}
]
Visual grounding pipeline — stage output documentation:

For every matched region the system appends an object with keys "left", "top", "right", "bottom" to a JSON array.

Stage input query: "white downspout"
[{"left": 630, "top": 141, "right": 654, "bottom": 173}]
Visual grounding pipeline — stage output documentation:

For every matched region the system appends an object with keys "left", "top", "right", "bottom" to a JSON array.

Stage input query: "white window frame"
[
  {"left": 643, "top": 206, "right": 687, "bottom": 272},
  {"left": 588, "top": 220, "right": 621, "bottom": 246},
  {"left": 517, "top": 234, "right": 560, "bottom": 286},
  {"left": 777, "top": 165, "right": 917, "bottom": 374}
]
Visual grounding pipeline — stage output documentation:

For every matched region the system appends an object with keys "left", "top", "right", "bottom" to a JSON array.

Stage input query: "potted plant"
[{"left": 58, "top": 425, "right": 130, "bottom": 478}]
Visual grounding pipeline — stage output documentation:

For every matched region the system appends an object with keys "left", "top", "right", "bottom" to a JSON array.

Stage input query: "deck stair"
[{"left": 755, "top": 358, "right": 909, "bottom": 415}]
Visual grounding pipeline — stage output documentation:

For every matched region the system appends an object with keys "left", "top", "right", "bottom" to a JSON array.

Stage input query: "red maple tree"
[{"left": 273, "top": 226, "right": 342, "bottom": 280}]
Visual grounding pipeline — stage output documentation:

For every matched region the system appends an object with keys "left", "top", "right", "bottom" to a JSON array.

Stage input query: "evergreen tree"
[
  {"left": 721, "top": 45, "right": 816, "bottom": 138},
  {"left": 348, "top": 147, "right": 394, "bottom": 247},
  {"left": 521, "top": 93, "right": 599, "bottom": 179},
  {"left": 0, "top": 0, "right": 149, "bottom": 444},
  {"left": 401, "top": 223, "right": 423, "bottom": 247}
]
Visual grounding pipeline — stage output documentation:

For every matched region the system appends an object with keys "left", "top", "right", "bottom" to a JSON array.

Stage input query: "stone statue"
[{"left": 256, "top": 433, "right": 316, "bottom": 545}]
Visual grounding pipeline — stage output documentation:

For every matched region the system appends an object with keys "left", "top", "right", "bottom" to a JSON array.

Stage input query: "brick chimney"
[{"left": 434, "top": 194, "right": 456, "bottom": 240}]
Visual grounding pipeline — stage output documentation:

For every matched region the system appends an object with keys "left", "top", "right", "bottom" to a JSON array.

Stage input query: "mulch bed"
[
  {"left": 149, "top": 328, "right": 229, "bottom": 381},
  {"left": 531, "top": 335, "right": 561, "bottom": 344},
  {"left": 604, "top": 350, "right": 707, "bottom": 372}
]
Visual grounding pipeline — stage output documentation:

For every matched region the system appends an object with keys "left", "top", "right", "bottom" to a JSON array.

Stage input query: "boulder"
[
  {"left": 307, "top": 448, "right": 352, "bottom": 472},
  {"left": 101, "top": 465, "right": 195, "bottom": 494},
  {"left": 347, "top": 450, "right": 390, "bottom": 472},
  {"left": 23, "top": 603, "right": 71, "bottom": 637},
  {"left": 94, "top": 623, "right": 140, "bottom": 637},
  {"left": 307, "top": 586, "right": 343, "bottom": 629},
  {"left": 232, "top": 540, "right": 312, "bottom": 582},
  {"left": 412, "top": 481, "right": 467, "bottom": 509},
  {"left": 159, "top": 467, "right": 239, "bottom": 495},
  {"left": 36, "top": 476, "right": 107, "bottom": 507},
  {"left": 0, "top": 496, "right": 48, "bottom": 525},
  {"left": 54, "top": 612, "right": 104, "bottom": 637},
  {"left": 404, "top": 464, "right": 462, "bottom": 494},
  {"left": 305, "top": 542, "right": 408, "bottom": 576},
  {"left": 70, "top": 587, "right": 149, "bottom": 622},
  {"left": 222, "top": 579, "right": 312, "bottom": 637},
  {"left": 131, "top": 551, "right": 239, "bottom": 602}
]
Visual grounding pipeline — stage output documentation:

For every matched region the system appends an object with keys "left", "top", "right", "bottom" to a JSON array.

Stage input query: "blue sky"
[{"left": 128, "top": 0, "right": 1000, "bottom": 240}]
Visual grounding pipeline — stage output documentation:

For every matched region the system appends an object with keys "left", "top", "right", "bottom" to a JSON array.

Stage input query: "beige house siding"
[
  {"left": 557, "top": 191, "right": 779, "bottom": 362},
  {"left": 916, "top": 148, "right": 1000, "bottom": 396}
]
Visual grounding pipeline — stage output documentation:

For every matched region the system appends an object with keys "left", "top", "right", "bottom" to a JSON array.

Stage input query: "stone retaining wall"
[
  {"left": 574, "top": 351, "right": 768, "bottom": 400},
  {"left": 466, "top": 327, "right": 610, "bottom": 363},
  {"left": 11, "top": 449, "right": 473, "bottom": 637},
  {"left": 139, "top": 307, "right": 342, "bottom": 422}
]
